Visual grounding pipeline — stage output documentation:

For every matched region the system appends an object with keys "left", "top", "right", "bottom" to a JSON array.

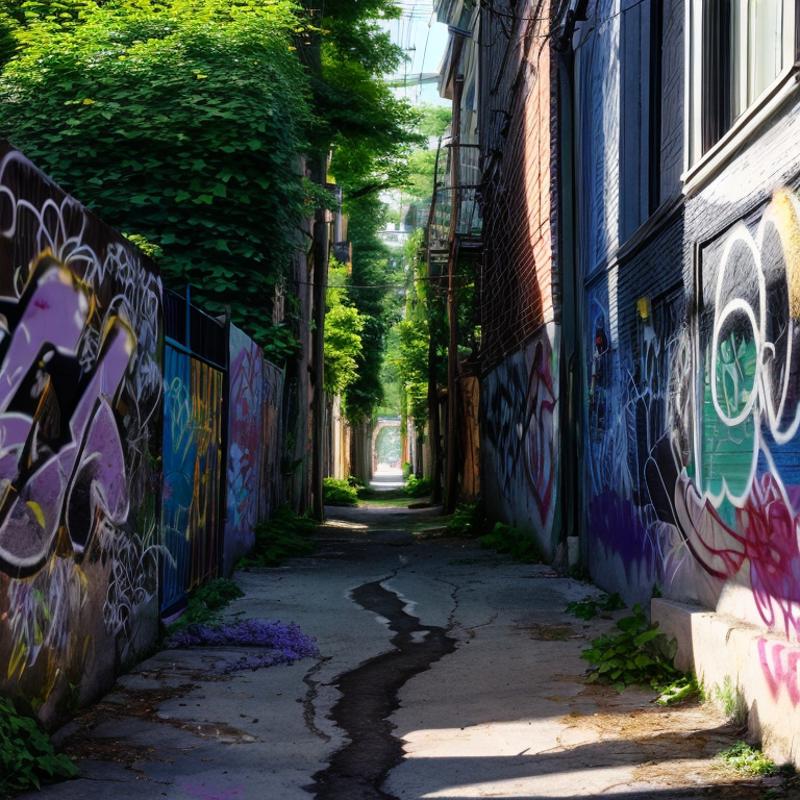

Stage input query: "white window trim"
[{"left": 683, "top": 0, "right": 799, "bottom": 194}]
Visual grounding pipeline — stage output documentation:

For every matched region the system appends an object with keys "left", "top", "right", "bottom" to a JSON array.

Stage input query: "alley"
[{"left": 24, "top": 498, "right": 789, "bottom": 800}]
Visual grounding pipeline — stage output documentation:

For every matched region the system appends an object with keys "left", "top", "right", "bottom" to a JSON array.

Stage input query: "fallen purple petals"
[{"left": 167, "top": 619, "right": 319, "bottom": 672}]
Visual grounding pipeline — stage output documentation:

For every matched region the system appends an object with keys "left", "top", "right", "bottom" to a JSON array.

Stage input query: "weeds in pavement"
[
  {"left": 479, "top": 522, "right": 543, "bottom": 563},
  {"left": 238, "top": 506, "right": 317, "bottom": 568},
  {"left": 447, "top": 503, "right": 486, "bottom": 537},
  {"left": 323, "top": 477, "right": 359, "bottom": 506},
  {"left": 717, "top": 741, "right": 777, "bottom": 776},
  {"left": 714, "top": 676, "right": 749, "bottom": 726},
  {"left": 167, "top": 578, "right": 244, "bottom": 633},
  {"left": 565, "top": 592, "right": 625, "bottom": 620},
  {"left": 581, "top": 604, "right": 681, "bottom": 691},
  {"left": 0, "top": 697, "right": 77, "bottom": 797}
]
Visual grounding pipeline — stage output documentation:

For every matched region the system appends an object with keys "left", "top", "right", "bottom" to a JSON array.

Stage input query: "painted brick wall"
[
  {"left": 577, "top": 0, "right": 800, "bottom": 649},
  {"left": 479, "top": 0, "right": 562, "bottom": 554}
]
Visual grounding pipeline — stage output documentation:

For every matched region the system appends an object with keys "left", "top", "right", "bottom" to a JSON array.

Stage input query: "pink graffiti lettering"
[{"left": 759, "top": 638, "right": 800, "bottom": 706}]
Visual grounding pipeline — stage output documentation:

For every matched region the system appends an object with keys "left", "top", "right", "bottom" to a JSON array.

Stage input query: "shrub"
[
  {"left": 404, "top": 474, "right": 431, "bottom": 497},
  {"left": 238, "top": 506, "right": 317, "bottom": 568},
  {"left": 479, "top": 522, "right": 543, "bottom": 563},
  {"left": 0, "top": 698, "right": 78, "bottom": 796},
  {"left": 323, "top": 477, "right": 359, "bottom": 506}
]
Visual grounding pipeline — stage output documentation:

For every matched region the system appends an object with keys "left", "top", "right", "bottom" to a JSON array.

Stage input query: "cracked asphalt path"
[{"left": 24, "top": 502, "right": 790, "bottom": 799}]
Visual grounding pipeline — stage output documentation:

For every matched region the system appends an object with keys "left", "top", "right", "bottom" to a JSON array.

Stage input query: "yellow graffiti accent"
[
  {"left": 26, "top": 501, "right": 46, "bottom": 528},
  {"left": 771, "top": 189, "right": 800, "bottom": 319},
  {"left": 7, "top": 638, "right": 28, "bottom": 679}
]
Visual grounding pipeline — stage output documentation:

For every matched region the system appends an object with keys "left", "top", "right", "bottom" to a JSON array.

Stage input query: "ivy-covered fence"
[{"left": 0, "top": 142, "right": 288, "bottom": 721}]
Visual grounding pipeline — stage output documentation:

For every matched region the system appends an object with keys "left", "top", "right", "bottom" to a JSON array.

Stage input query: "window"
[{"left": 688, "top": 0, "right": 797, "bottom": 163}]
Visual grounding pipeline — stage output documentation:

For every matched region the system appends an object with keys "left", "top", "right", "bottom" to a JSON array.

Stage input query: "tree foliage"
[
  {"left": 324, "top": 260, "right": 365, "bottom": 397},
  {"left": 0, "top": 0, "right": 311, "bottom": 356},
  {"left": 342, "top": 193, "right": 398, "bottom": 423},
  {"left": 395, "top": 230, "right": 432, "bottom": 430}
]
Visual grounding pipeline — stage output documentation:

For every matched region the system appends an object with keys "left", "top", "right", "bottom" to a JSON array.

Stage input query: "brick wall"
[
  {"left": 479, "top": 0, "right": 563, "bottom": 554},
  {"left": 480, "top": 0, "right": 559, "bottom": 373}
]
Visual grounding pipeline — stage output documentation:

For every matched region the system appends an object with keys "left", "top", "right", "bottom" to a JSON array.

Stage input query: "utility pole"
[
  {"left": 311, "top": 156, "right": 329, "bottom": 522},
  {"left": 426, "top": 138, "right": 444, "bottom": 505},
  {"left": 444, "top": 73, "right": 464, "bottom": 513}
]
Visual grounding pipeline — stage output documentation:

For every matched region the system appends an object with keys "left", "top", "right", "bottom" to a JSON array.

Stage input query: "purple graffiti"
[{"left": 0, "top": 256, "right": 134, "bottom": 576}]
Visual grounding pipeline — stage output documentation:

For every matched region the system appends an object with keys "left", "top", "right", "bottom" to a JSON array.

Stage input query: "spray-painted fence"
[
  {"left": 160, "top": 288, "right": 227, "bottom": 614},
  {"left": 0, "top": 142, "right": 163, "bottom": 721},
  {"left": 0, "top": 141, "right": 286, "bottom": 719},
  {"left": 224, "top": 324, "right": 284, "bottom": 574}
]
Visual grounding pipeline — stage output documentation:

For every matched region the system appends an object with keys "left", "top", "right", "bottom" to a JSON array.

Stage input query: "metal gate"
[{"left": 160, "top": 288, "right": 227, "bottom": 615}]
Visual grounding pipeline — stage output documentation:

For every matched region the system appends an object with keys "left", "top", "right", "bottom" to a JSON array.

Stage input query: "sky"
[{"left": 380, "top": 3, "right": 450, "bottom": 107}]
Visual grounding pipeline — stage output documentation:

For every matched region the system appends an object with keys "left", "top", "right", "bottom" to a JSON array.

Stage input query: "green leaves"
[
  {"left": 0, "top": 0, "right": 310, "bottom": 361},
  {"left": 0, "top": 697, "right": 78, "bottom": 797},
  {"left": 325, "top": 260, "right": 366, "bottom": 397},
  {"left": 580, "top": 605, "right": 682, "bottom": 692}
]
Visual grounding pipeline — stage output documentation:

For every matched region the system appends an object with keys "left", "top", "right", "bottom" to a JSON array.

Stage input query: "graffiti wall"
[
  {"left": 0, "top": 142, "right": 162, "bottom": 719},
  {"left": 224, "top": 325, "right": 284, "bottom": 574},
  {"left": 481, "top": 326, "right": 559, "bottom": 556},
  {"left": 585, "top": 188, "right": 800, "bottom": 634},
  {"left": 161, "top": 345, "right": 225, "bottom": 613}
]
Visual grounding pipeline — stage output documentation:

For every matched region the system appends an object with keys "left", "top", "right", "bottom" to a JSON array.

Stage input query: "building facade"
[
  {"left": 455, "top": 0, "right": 800, "bottom": 762},
  {"left": 477, "top": 0, "right": 565, "bottom": 558},
  {"left": 571, "top": 0, "right": 799, "bottom": 763}
]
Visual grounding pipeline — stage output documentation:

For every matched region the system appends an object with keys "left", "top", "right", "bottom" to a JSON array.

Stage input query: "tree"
[
  {"left": 0, "top": 0, "right": 310, "bottom": 361},
  {"left": 324, "top": 261, "right": 365, "bottom": 397}
]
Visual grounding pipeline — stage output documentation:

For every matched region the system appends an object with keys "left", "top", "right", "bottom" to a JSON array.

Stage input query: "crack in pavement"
[
  {"left": 311, "top": 578, "right": 458, "bottom": 800},
  {"left": 302, "top": 656, "right": 333, "bottom": 743}
]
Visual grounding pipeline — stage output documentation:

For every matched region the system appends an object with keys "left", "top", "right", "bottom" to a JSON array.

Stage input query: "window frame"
[{"left": 684, "top": 0, "right": 799, "bottom": 190}]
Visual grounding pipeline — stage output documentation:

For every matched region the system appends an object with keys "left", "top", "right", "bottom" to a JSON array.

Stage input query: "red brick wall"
[{"left": 479, "top": 0, "right": 559, "bottom": 373}]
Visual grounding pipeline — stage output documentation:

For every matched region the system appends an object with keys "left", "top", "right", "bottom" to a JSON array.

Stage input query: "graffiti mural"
[
  {"left": 0, "top": 142, "right": 162, "bottom": 711},
  {"left": 482, "top": 328, "right": 558, "bottom": 549},
  {"left": 585, "top": 188, "right": 800, "bottom": 638},
  {"left": 222, "top": 326, "right": 285, "bottom": 574},
  {"left": 224, "top": 326, "right": 264, "bottom": 573},
  {"left": 161, "top": 347, "right": 224, "bottom": 612}
]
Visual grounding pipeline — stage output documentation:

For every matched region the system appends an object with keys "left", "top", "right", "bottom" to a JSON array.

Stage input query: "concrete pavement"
[{"left": 25, "top": 503, "right": 792, "bottom": 799}]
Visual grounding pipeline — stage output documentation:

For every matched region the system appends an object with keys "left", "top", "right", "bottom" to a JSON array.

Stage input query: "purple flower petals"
[{"left": 167, "top": 619, "right": 319, "bottom": 673}]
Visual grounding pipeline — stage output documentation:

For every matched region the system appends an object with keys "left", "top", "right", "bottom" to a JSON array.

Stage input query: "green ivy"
[
  {"left": 325, "top": 261, "right": 365, "bottom": 396},
  {"left": 0, "top": 697, "right": 78, "bottom": 797},
  {"left": 0, "top": 0, "right": 311, "bottom": 356}
]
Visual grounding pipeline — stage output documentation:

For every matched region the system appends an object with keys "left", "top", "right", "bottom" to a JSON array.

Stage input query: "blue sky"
[{"left": 380, "top": 4, "right": 450, "bottom": 106}]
